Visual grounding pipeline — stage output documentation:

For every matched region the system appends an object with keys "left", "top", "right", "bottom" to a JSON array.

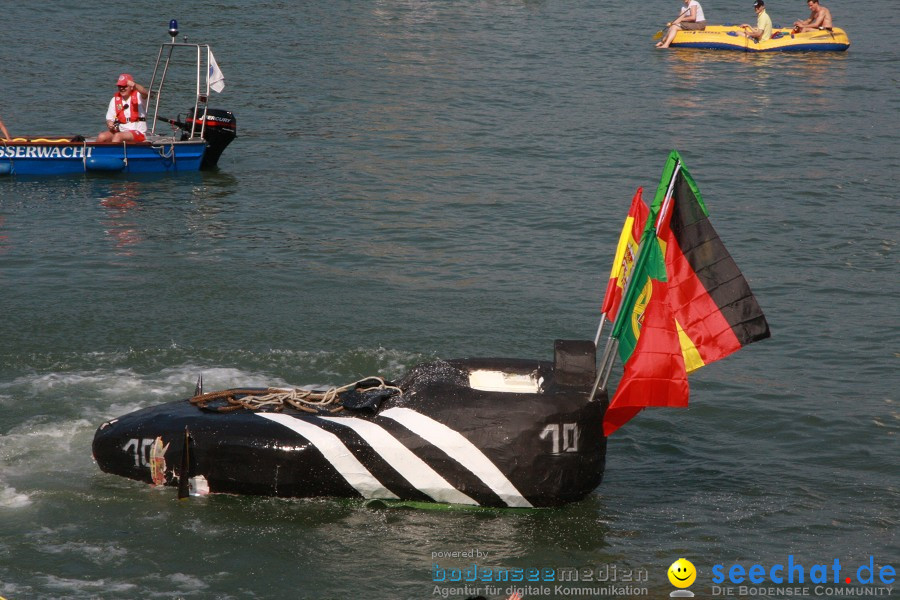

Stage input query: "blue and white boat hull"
[{"left": 0, "top": 138, "right": 207, "bottom": 176}]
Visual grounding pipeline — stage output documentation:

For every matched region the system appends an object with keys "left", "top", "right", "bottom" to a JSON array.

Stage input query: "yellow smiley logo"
[{"left": 668, "top": 558, "right": 697, "bottom": 588}]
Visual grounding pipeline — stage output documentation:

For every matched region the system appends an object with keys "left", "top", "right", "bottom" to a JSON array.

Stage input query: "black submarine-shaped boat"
[
  {"left": 92, "top": 341, "right": 607, "bottom": 508},
  {"left": 93, "top": 151, "right": 773, "bottom": 507}
]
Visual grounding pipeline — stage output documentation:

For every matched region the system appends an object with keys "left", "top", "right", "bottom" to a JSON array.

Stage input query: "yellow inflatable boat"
[{"left": 670, "top": 25, "right": 850, "bottom": 52}]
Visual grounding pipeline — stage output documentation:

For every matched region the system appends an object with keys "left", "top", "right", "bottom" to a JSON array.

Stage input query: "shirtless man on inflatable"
[{"left": 793, "top": 0, "right": 833, "bottom": 32}]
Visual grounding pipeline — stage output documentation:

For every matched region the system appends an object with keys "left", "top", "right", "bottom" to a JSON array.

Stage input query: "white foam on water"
[
  {"left": 37, "top": 571, "right": 209, "bottom": 597},
  {"left": 3, "top": 347, "right": 421, "bottom": 411},
  {"left": 159, "top": 572, "right": 209, "bottom": 593},
  {"left": 0, "top": 483, "right": 32, "bottom": 508},
  {"left": 0, "top": 581, "right": 25, "bottom": 600},
  {"left": 174, "top": 365, "right": 290, "bottom": 390},
  {"left": 1, "top": 363, "right": 289, "bottom": 421},
  {"left": 36, "top": 540, "right": 128, "bottom": 563},
  {"left": 40, "top": 574, "right": 138, "bottom": 595},
  {"left": 9, "top": 367, "right": 186, "bottom": 403},
  {"left": 0, "top": 418, "right": 94, "bottom": 474}
]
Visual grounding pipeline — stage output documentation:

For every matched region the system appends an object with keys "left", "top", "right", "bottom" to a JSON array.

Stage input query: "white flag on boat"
[{"left": 208, "top": 50, "right": 225, "bottom": 93}]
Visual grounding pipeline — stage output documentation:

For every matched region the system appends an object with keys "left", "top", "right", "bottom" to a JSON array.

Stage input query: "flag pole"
[
  {"left": 588, "top": 158, "right": 682, "bottom": 403},
  {"left": 587, "top": 332, "right": 618, "bottom": 402},
  {"left": 653, "top": 161, "right": 681, "bottom": 233},
  {"left": 593, "top": 313, "right": 607, "bottom": 347},
  {"left": 599, "top": 339, "right": 619, "bottom": 391}
]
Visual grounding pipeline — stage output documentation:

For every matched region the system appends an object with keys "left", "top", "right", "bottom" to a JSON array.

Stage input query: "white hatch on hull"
[{"left": 467, "top": 370, "right": 542, "bottom": 393}]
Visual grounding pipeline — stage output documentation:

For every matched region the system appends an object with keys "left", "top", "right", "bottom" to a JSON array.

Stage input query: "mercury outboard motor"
[{"left": 184, "top": 108, "right": 237, "bottom": 169}]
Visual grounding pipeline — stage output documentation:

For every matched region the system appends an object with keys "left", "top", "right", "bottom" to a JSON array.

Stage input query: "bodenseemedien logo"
[{"left": 668, "top": 558, "right": 697, "bottom": 598}]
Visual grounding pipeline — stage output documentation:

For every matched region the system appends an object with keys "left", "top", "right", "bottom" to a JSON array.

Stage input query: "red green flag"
[
  {"left": 602, "top": 151, "right": 769, "bottom": 434},
  {"left": 600, "top": 188, "right": 649, "bottom": 323},
  {"left": 604, "top": 225, "right": 688, "bottom": 436}
]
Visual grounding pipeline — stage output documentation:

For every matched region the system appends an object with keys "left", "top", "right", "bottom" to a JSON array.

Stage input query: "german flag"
[
  {"left": 600, "top": 188, "right": 649, "bottom": 323},
  {"left": 654, "top": 151, "right": 771, "bottom": 373}
]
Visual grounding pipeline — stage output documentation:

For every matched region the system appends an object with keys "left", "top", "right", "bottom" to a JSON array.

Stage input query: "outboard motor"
[{"left": 184, "top": 108, "right": 237, "bottom": 169}]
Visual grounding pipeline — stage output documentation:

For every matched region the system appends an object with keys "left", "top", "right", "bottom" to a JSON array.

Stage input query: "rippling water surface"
[{"left": 1, "top": 2, "right": 897, "bottom": 599}]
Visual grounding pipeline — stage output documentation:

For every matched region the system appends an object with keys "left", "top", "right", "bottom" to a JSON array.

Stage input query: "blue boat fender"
[{"left": 85, "top": 157, "right": 126, "bottom": 171}]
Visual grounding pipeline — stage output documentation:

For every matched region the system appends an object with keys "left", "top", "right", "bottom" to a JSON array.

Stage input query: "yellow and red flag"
[{"left": 600, "top": 188, "right": 649, "bottom": 322}]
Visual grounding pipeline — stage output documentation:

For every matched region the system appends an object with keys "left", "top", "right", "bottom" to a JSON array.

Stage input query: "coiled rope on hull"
[{"left": 189, "top": 376, "right": 402, "bottom": 414}]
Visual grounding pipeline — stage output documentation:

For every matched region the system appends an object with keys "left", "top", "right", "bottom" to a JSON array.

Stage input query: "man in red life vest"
[{"left": 97, "top": 73, "right": 149, "bottom": 143}]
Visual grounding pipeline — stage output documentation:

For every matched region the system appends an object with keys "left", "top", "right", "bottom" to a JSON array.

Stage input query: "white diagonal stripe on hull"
[
  {"left": 319, "top": 416, "right": 478, "bottom": 506},
  {"left": 257, "top": 413, "right": 399, "bottom": 500},
  {"left": 379, "top": 407, "right": 533, "bottom": 508}
]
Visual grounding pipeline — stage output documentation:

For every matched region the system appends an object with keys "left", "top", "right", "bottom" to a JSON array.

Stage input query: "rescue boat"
[
  {"left": 0, "top": 21, "right": 236, "bottom": 176},
  {"left": 670, "top": 25, "right": 850, "bottom": 52},
  {"left": 92, "top": 341, "right": 608, "bottom": 508}
]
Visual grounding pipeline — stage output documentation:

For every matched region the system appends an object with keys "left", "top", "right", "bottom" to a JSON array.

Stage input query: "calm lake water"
[{"left": 1, "top": 2, "right": 897, "bottom": 599}]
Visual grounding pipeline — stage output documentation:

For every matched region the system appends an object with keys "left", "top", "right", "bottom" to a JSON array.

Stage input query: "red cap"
[{"left": 116, "top": 73, "right": 134, "bottom": 87}]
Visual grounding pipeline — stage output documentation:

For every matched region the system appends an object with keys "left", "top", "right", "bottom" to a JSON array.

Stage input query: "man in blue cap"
[{"left": 741, "top": 0, "right": 773, "bottom": 41}]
